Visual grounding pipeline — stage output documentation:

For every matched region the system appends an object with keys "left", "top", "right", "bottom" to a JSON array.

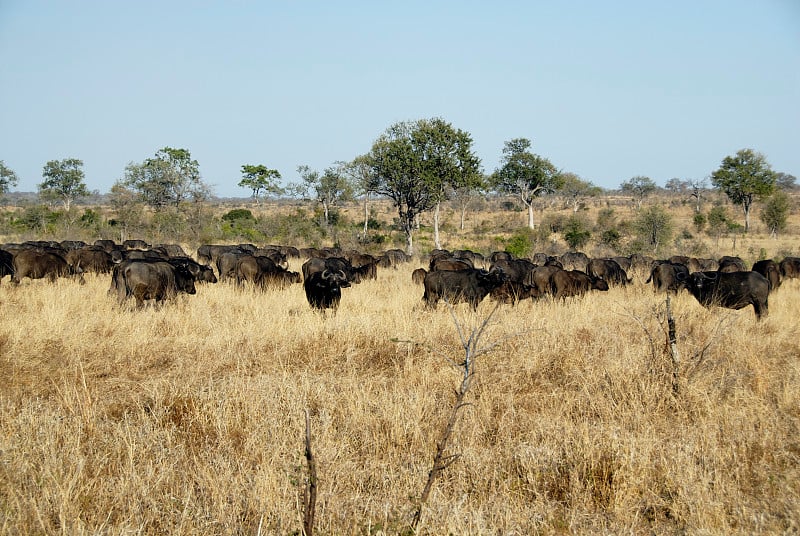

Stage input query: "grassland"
[{"left": 1, "top": 251, "right": 799, "bottom": 534}]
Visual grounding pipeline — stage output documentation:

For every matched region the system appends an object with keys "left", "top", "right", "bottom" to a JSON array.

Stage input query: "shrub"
[
  {"left": 563, "top": 215, "right": 592, "bottom": 250},
  {"left": 221, "top": 208, "right": 254, "bottom": 222},
  {"left": 505, "top": 229, "right": 536, "bottom": 258}
]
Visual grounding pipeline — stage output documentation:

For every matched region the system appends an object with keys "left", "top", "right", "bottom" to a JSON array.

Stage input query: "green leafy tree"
[
  {"left": 634, "top": 205, "right": 673, "bottom": 253},
  {"left": 710, "top": 148, "right": 776, "bottom": 232},
  {"left": 38, "top": 158, "right": 90, "bottom": 210},
  {"left": 121, "top": 147, "right": 210, "bottom": 209},
  {"left": 296, "top": 163, "right": 354, "bottom": 226},
  {"left": 368, "top": 118, "right": 481, "bottom": 254},
  {"left": 760, "top": 190, "right": 791, "bottom": 237},
  {"left": 620, "top": 175, "right": 658, "bottom": 210},
  {"left": 238, "top": 164, "right": 283, "bottom": 204},
  {"left": 558, "top": 172, "right": 602, "bottom": 212},
  {"left": 0, "top": 160, "right": 19, "bottom": 194},
  {"left": 492, "top": 138, "right": 562, "bottom": 229}
]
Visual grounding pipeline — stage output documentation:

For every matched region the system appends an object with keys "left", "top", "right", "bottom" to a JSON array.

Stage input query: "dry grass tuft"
[{"left": 1, "top": 268, "right": 799, "bottom": 534}]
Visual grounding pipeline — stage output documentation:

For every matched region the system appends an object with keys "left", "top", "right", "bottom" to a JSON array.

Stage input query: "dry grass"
[{"left": 1, "top": 256, "right": 799, "bottom": 535}]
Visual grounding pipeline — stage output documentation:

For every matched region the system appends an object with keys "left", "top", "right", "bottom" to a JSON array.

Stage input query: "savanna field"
[{"left": 1, "top": 197, "right": 799, "bottom": 535}]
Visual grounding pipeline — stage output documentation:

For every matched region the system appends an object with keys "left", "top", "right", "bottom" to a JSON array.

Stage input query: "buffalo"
[
  {"left": 718, "top": 256, "right": 747, "bottom": 273},
  {"left": 687, "top": 271, "right": 769, "bottom": 320},
  {"left": 550, "top": 269, "right": 609, "bottom": 299},
  {"left": 110, "top": 259, "right": 196, "bottom": 307},
  {"left": 303, "top": 269, "right": 349, "bottom": 310},
  {"left": 528, "top": 265, "right": 564, "bottom": 297},
  {"left": 559, "top": 251, "right": 590, "bottom": 272},
  {"left": 587, "top": 258, "right": 631, "bottom": 286},
  {"left": 779, "top": 257, "right": 800, "bottom": 280},
  {"left": 490, "top": 280, "right": 539, "bottom": 305},
  {"left": 422, "top": 268, "right": 507, "bottom": 310},
  {"left": 65, "top": 246, "right": 114, "bottom": 274},
  {"left": 645, "top": 261, "right": 690, "bottom": 294},
  {"left": 11, "top": 248, "right": 84, "bottom": 285},
  {"left": 751, "top": 259, "right": 781, "bottom": 290},
  {"left": 411, "top": 267, "right": 427, "bottom": 285},
  {"left": 489, "top": 258, "right": 537, "bottom": 284},
  {"left": 236, "top": 254, "right": 297, "bottom": 288},
  {"left": 0, "top": 248, "right": 14, "bottom": 283}
]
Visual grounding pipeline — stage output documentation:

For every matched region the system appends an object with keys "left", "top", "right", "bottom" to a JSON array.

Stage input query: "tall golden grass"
[{"left": 1, "top": 257, "right": 798, "bottom": 534}]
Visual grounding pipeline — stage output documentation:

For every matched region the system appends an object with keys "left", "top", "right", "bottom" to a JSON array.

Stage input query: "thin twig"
[{"left": 303, "top": 409, "right": 317, "bottom": 536}]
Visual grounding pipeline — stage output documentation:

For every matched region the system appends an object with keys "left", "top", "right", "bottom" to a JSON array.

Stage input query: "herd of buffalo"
[{"left": 0, "top": 238, "right": 798, "bottom": 319}]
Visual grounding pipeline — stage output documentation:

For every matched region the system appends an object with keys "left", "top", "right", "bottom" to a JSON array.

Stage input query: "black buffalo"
[
  {"left": 422, "top": 268, "right": 507, "bottom": 310},
  {"left": 550, "top": 269, "right": 609, "bottom": 299},
  {"left": 687, "top": 271, "right": 769, "bottom": 320},
  {"left": 779, "top": 257, "right": 800, "bottom": 280},
  {"left": 718, "top": 255, "right": 747, "bottom": 273},
  {"left": 490, "top": 280, "right": 539, "bottom": 305},
  {"left": 645, "top": 261, "right": 690, "bottom": 294},
  {"left": 411, "top": 267, "right": 427, "bottom": 285},
  {"left": 587, "top": 258, "right": 631, "bottom": 286},
  {"left": 11, "top": 248, "right": 84, "bottom": 284},
  {"left": 304, "top": 269, "right": 349, "bottom": 310},
  {"left": 236, "top": 254, "right": 297, "bottom": 288},
  {"left": 111, "top": 260, "right": 196, "bottom": 307},
  {"left": 65, "top": 246, "right": 114, "bottom": 274},
  {"left": 168, "top": 257, "right": 217, "bottom": 284},
  {"left": 0, "top": 248, "right": 14, "bottom": 283},
  {"left": 751, "top": 259, "right": 781, "bottom": 290}
]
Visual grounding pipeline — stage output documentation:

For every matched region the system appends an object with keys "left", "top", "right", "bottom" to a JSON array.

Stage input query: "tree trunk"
[
  {"left": 323, "top": 201, "right": 330, "bottom": 226},
  {"left": 743, "top": 201, "right": 751, "bottom": 233},
  {"left": 433, "top": 202, "right": 441, "bottom": 250},
  {"left": 405, "top": 230, "right": 414, "bottom": 256},
  {"left": 527, "top": 203, "right": 535, "bottom": 229},
  {"left": 362, "top": 193, "right": 370, "bottom": 239},
  {"left": 460, "top": 202, "right": 466, "bottom": 231}
]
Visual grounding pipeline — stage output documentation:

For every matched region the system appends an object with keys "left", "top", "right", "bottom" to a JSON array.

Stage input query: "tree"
[
  {"left": 297, "top": 163, "right": 354, "bottom": 226},
  {"left": 760, "top": 190, "right": 791, "bottom": 237},
  {"left": 121, "top": 147, "right": 209, "bottom": 209},
  {"left": 620, "top": 175, "right": 657, "bottom": 209},
  {"left": 710, "top": 148, "right": 776, "bottom": 232},
  {"left": 634, "top": 205, "right": 673, "bottom": 253},
  {"left": 238, "top": 165, "right": 283, "bottom": 204},
  {"left": 664, "top": 178, "right": 687, "bottom": 195},
  {"left": 0, "top": 160, "right": 19, "bottom": 194},
  {"left": 558, "top": 172, "right": 602, "bottom": 212},
  {"left": 450, "top": 173, "right": 486, "bottom": 231},
  {"left": 369, "top": 118, "right": 481, "bottom": 254},
  {"left": 687, "top": 178, "right": 708, "bottom": 213},
  {"left": 341, "top": 155, "right": 379, "bottom": 240},
  {"left": 491, "top": 138, "right": 561, "bottom": 229},
  {"left": 38, "top": 158, "right": 90, "bottom": 210},
  {"left": 774, "top": 172, "right": 797, "bottom": 191},
  {"left": 413, "top": 118, "right": 482, "bottom": 248}
]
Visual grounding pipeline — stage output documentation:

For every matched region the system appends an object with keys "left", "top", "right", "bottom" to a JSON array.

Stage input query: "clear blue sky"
[{"left": 1, "top": 1, "right": 798, "bottom": 198}]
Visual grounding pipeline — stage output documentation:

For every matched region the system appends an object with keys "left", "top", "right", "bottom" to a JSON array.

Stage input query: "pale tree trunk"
[
  {"left": 362, "top": 193, "right": 370, "bottom": 239},
  {"left": 433, "top": 202, "right": 441, "bottom": 250},
  {"left": 743, "top": 201, "right": 751, "bottom": 233},
  {"left": 405, "top": 230, "right": 414, "bottom": 255},
  {"left": 322, "top": 201, "right": 330, "bottom": 226},
  {"left": 527, "top": 203, "right": 535, "bottom": 229},
  {"left": 460, "top": 203, "right": 466, "bottom": 231}
]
